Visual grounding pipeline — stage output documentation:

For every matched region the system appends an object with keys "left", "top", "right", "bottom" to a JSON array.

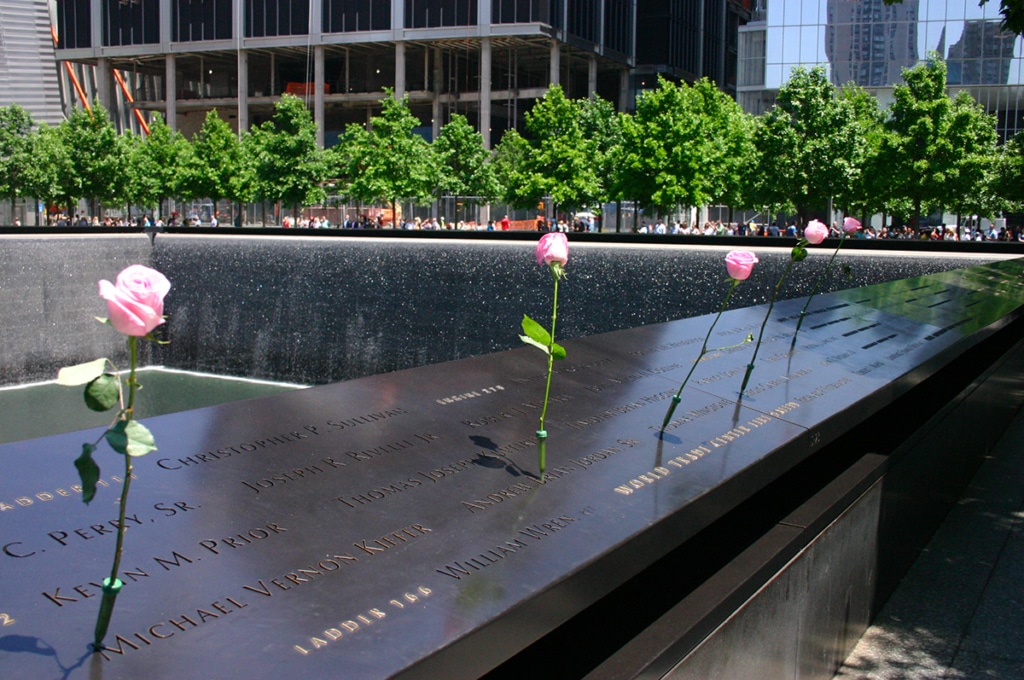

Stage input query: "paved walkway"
[{"left": 835, "top": 406, "right": 1024, "bottom": 679}]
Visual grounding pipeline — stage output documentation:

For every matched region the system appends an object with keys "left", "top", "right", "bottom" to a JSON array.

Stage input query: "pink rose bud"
[
  {"left": 843, "top": 217, "right": 861, "bottom": 234},
  {"left": 725, "top": 250, "right": 758, "bottom": 281},
  {"left": 99, "top": 264, "right": 171, "bottom": 337},
  {"left": 804, "top": 220, "right": 828, "bottom": 245},
  {"left": 536, "top": 232, "right": 569, "bottom": 267}
]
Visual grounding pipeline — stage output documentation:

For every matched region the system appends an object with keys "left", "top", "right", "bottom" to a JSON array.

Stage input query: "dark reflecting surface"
[{"left": 2, "top": 258, "right": 1023, "bottom": 679}]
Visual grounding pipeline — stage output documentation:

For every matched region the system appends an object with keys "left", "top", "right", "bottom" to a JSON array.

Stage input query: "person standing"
[{"left": 501, "top": 214, "right": 511, "bottom": 231}]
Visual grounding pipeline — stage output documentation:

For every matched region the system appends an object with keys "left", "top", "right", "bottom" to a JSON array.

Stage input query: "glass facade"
[
  {"left": 247, "top": 0, "right": 310, "bottom": 37},
  {"left": 50, "top": 0, "right": 633, "bottom": 140},
  {"left": 323, "top": 0, "right": 390, "bottom": 32},
  {"left": 173, "top": 0, "right": 232, "bottom": 42},
  {"left": 55, "top": 0, "right": 92, "bottom": 49},
  {"left": 104, "top": 0, "right": 160, "bottom": 46},
  {"left": 738, "top": 0, "right": 1024, "bottom": 138},
  {"left": 405, "top": 0, "right": 477, "bottom": 28}
]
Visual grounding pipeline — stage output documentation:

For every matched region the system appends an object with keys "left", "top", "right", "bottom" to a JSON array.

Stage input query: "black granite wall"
[
  {"left": 0, "top": 234, "right": 1000, "bottom": 386},
  {"left": 0, "top": 236, "right": 155, "bottom": 385}
]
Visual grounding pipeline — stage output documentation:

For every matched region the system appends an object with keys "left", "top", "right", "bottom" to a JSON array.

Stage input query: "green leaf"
[
  {"left": 519, "top": 334, "right": 550, "bottom": 354},
  {"left": 551, "top": 342, "right": 567, "bottom": 360},
  {"left": 520, "top": 315, "right": 552, "bottom": 346},
  {"left": 57, "top": 358, "right": 108, "bottom": 386},
  {"left": 84, "top": 374, "right": 119, "bottom": 412},
  {"left": 74, "top": 443, "right": 100, "bottom": 504},
  {"left": 106, "top": 420, "right": 157, "bottom": 457},
  {"left": 842, "top": 263, "right": 853, "bottom": 278},
  {"left": 791, "top": 244, "right": 808, "bottom": 262}
]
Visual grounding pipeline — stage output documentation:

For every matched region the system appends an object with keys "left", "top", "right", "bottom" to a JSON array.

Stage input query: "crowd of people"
[
  {"left": 632, "top": 218, "right": 1024, "bottom": 242},
  {"left": 29, "top": 211, "right": 1021, "bottom": 241}
]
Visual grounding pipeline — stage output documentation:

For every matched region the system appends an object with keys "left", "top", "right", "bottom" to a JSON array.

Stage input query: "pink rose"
[
  {"left": 804, "top": 220, "right": 828, "bottom": 245},
  {"left": 536, "top": 232, "right": 569, "bottom": 267},
  {"left": 843, "top": 217, "right": 861, "bottom": 234},
  {"left": 99, "top": 265, "right": 171, "bottom": 337},
  {"left": 725, "top": 250, "right": 758, "bottom": 281}
]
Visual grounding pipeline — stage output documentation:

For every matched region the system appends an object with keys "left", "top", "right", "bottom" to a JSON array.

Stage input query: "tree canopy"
[
  {"left": 435, "top": 113, "right": 501, "bottom": 210},
  {"left": 250, "top": 94, "right": 327, "bottom": 212},
  {"left": 519, "top": 86, "right": 604, "bottom": 213},
  {"left": 8, "top": 56, "right": 1014, "bottom": 230},
  {"left": 340, "top": 90, "right": 438, "bottom": 222},
  {"left": 179, "top": 110, "right": 246, "bottom": 209},
  {"left": 0, "top": 104, "right": 35, "bottom": 213},
  {"left": 751, "top": 67, "right": 861, "bottom": 221}
]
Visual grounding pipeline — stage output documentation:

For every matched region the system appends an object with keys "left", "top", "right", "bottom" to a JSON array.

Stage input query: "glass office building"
[
  {"left": 50, "top": 1, "right": 755, "bottom": 144},
  {"left": 51, "top": 0, "right": 638, "bottom": 146},
  {"left": 738, "top": 0, "right": 1024, "bottom": 141}
]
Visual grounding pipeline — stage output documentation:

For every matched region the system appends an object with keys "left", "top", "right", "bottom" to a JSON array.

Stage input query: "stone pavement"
[{"left": 835, "top": 403, "right": 1024, "bottom": 679}]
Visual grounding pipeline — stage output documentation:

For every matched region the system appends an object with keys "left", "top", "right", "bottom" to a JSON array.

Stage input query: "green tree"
[
  {"left": 751, "top": 66, "right": 860, "bottom": 223},
  {"left": 323, "top": 123, "right": 362, "bottom": 200},
  {"left": 577, "top": 95, "right": 624, "bottom": 227},
  {"left": 618, "top": 77, "right": 753, "bottom": 217},
  {"left": 0, "top": 104, "right": 35, "bottom": 218},
  {"left": 125, "top": 113, "right": 188, "bottom": 218},
  {"left": 25, "top": 123, "right": 75, "bottom": 218},
  {"left": 58, "top": 103, "right": 127, "bottom": 212},
  {"left": 692, "top": 79, "right": 756, "bottom": 211},
  {"left": 491, "top": 129, "right": 534, "bottom": 209},
  {"left": 838, "top": 84, "right": 888, "bottom": 223},
  {"left": 521, "top": 85, "right": 603, "bottom": 214},
  {"left": 944, "top": 91, "right": 1000, "bottom": 219},
  {"left": 179, "top": 110, "right": 246, "bottom": 218},
  {"left": 343, "top": 90, "right": 437, "bottom": 224},
  {"left": 994, "top": 132, "right": 1024, "bottom": 211},
  {"left": 434, "top": 113, "right": 500, "bottom": 222},
  {"left": 251, "top": 94, "right": 326, "bottom": 218},
  {"left": 879, "top": 57, "right": 978, "bottom": 229}
]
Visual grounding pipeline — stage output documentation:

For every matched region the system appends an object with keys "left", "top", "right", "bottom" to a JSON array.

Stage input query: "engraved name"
[
  {"left": 740, "top": 368, "right": 813, "bottom": 398},
  {"left": 97, "top": 596, "right": 248, "bottom": 661},
  {"left": 436, "top": 515, "right": 579, "bottom": 580},
  {"left": 508, "top": 357, "right": 613, "bottom": 385},
  {"left": 242, "top": 458, "right": 346, "bottom": 493},
  {"left": 586, "top": 363, "right": 685, "bottom": 393},
  {"left": 565, "top": 390, "right": 676, "bottom": 431},
  {"left": 795, "top": 378, "right": 851, "bottom": 403},
  {"left": 157, "top": 428, "right": 320, "bottom": 470}
]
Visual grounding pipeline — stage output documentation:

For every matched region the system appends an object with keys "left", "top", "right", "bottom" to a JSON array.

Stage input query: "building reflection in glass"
[{"left": 738, "top": 0, "right": 1024, "bottom": 139}]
